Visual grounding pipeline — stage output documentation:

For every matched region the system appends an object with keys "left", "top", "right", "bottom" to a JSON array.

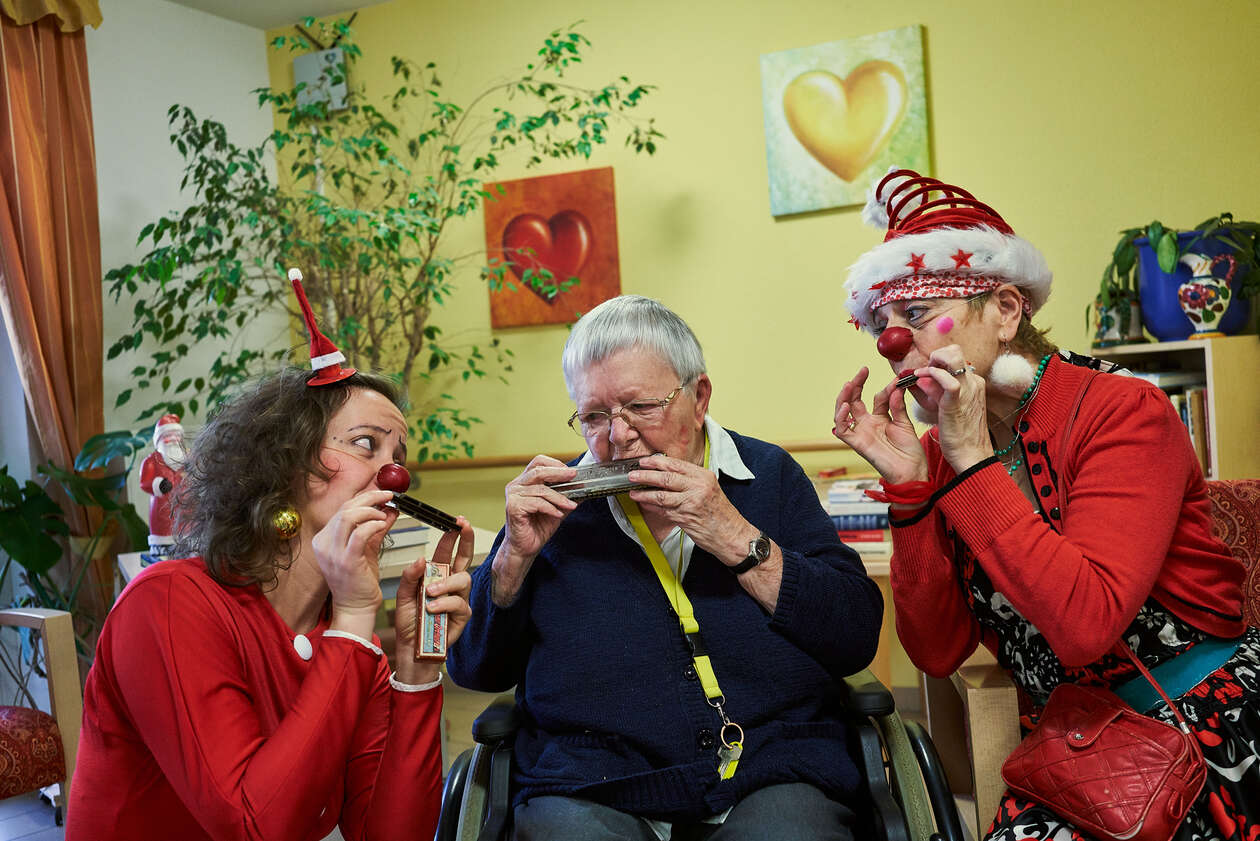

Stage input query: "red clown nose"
[
  {"left": 376, "top": 464, "right": 411, "bottom": 494},
  {"left": 876, "top": 326, "right": 913, "bottom": 361}
]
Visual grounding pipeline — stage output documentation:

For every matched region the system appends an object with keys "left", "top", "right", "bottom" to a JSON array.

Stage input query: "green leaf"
[{"left": 1155, "top": 231, "right": 1178, "bottom": 274}]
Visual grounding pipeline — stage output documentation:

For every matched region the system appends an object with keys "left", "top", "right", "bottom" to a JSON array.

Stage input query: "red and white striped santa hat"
[
  {"left": 290, "top": 268, "right": 357, "bottom": 387},
  {"left": 843, "top": 168, "right": 1052, "bottom": 332}
]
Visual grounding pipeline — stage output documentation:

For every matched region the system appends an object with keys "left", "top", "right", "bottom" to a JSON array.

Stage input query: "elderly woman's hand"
[
  {"left": 914, "top": 346, "right": 994, "bottom": 473},
  {"left": 314, "top": 489, "right": 395, "bottom": 640},
  {"left": 491, "top": 455, "right": 579, "bottom": 606},
  {"left": 393, "top": 517, "right": 475, "bottom": 685},
  {"left": 626, "top": 454, "right": 746, "bottom": 556},
  {"left": 832, "top": 366, "right": 929, "bottom": 484}
]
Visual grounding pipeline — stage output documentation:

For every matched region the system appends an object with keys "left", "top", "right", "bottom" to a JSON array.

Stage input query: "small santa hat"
[
  {"left": 843, "top": 167, "right": 1052, "bottom": 332},
  {"left": 153, "top": 413, "right": 183, "bottom": 446},
  {"left": 290, "top": 268, "right": 356, "bottom": 387}
]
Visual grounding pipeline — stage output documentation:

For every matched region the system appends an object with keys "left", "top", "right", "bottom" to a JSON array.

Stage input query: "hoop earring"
[{"left": 272, "top": 506, "right": 301, "bottom": 540}]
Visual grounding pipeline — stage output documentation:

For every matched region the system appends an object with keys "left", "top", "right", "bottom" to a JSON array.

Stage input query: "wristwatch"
[{"left": 731, "top": 531, "right": 771, "bottom": 575}]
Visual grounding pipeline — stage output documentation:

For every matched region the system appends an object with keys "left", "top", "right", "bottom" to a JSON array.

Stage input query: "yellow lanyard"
[{"left": 615, "top": 436, "right": 743, "bottom": 778}]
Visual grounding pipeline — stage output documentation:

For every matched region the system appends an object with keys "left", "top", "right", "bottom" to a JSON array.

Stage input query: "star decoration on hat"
[
  {"left": 951, "top": 249, "right": 973, "bottom": 269},
  {"left": 906, "top": 253, "right": 927, "bottom": 274}
]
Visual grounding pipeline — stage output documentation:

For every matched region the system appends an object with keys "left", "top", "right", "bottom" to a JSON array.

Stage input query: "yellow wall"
[{"left": 266, "top": 0, "right": 1260, "bottom": 687}]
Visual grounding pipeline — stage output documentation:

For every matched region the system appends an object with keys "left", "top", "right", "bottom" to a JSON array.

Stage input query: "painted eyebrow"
[{"left": 347, "top": 424, "right": 408, "bottom": 461}]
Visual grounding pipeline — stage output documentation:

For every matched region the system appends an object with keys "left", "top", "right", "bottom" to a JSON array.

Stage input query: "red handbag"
[{"left": 1000, "top": 642, "right": 1206, "bottom": 841}]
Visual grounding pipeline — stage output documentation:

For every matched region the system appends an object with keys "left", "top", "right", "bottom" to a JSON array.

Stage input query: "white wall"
[
  {"left": 87, "top": 0, "right": 285, "bottom": 437},
  {"left": 86, "top": 0, "right": 286, "bottom": 517}
]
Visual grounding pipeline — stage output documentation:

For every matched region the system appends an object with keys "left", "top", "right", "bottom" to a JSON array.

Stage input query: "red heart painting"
[{"left": 502, "top": 210, "right": 593, "bottom": 302}]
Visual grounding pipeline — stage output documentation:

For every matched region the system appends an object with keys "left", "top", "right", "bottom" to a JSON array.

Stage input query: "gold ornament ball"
[{"left": 273, "top": 507, "right": 301, "bottom": 539}]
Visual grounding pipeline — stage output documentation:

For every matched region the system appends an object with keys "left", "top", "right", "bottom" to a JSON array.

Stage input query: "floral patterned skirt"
[{"left": 985, "top": 626, "right": 1260, "bottom": 841}]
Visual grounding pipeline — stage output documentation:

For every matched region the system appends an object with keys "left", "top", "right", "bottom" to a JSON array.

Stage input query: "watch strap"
[{"left": 730, "top": 531, "right": 769, "bottom": 575}]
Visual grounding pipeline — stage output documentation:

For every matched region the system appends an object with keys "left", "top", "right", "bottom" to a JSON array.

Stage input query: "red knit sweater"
[
  {"left": 890, "top": 355, "right": 1245, "bottom": 676},
  {"left": 67, "top": 558, "right": 443, "bottom": 841}
]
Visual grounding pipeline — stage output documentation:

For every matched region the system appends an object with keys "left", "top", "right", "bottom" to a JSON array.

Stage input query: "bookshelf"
[{"left": 1093, "top": 334, "right": 1260, "bottom": 479}]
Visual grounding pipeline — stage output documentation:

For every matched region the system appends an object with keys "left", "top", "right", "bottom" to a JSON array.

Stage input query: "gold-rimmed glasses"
[{"left": 567, "top": 384, "right": 688, "bottom": 436}]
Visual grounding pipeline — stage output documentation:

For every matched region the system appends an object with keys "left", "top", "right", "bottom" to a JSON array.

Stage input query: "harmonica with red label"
[{"left": 415, "top": 561, "right": 449, "bottom": 661}]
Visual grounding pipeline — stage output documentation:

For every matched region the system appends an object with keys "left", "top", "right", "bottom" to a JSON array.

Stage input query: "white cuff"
[
  {"left": 321, "top": 630, "right": 383, "bottom": 657},
  {"left": 390, "top": 671, "right": 442, "bottom": 692}
]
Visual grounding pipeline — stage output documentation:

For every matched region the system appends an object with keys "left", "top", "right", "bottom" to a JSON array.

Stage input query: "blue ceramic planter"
[{"left": 1137, "top": 232, "right": 1251, "bottom": 341}]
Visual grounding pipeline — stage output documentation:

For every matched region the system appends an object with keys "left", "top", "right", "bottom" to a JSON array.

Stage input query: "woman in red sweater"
[
  {"left": 832, "top": 169, "right": 1258, "bottom": 841},
  {"left": 67, "top": 278, "right": 474, "bottom": 841}
]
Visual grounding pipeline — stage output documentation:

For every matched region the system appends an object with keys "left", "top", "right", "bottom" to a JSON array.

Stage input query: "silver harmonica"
[
  {"left": 546, "top": 457, "right": 650, "bottom": 501},
  {"left": 895, "top": 372, "right": 918, "bottom": 389},
  {"left": 390, "top": 493, "right": 460, "bottom": 532}
]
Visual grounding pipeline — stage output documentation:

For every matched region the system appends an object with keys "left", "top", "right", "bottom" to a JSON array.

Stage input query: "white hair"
[{"left": 561, "top": 295, "right": 706, "bottom": 398}]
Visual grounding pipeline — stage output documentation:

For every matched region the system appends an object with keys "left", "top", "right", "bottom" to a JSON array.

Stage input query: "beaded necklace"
[{"left": 993, "top": 354, "right": 1052, "bottom": 476}]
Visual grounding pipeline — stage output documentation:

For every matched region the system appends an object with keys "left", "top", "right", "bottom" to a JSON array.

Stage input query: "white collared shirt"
[{"left": 575, "top": 415, "right": 754, "bottom": 581}]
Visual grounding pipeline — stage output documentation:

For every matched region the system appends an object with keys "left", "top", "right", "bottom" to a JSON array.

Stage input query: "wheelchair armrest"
[
  {"left": 841, "top": 669, "right": 896, "bottom": 718},
  {"left": 472, "top": 695, "right": 520, "bottom": 744}
]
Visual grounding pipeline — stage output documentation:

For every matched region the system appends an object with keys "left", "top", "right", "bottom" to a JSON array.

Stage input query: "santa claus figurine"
[{"left": 139, "top": 414, "right": 187, "bottom": 559}]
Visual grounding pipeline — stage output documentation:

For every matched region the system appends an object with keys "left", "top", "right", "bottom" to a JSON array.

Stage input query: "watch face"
[{"left": 752, "top": 533, "right": 771, "bottom": 561}]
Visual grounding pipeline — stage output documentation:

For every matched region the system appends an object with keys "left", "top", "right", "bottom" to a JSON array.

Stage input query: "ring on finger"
[{"left": 950, "top": 366, "right": 967, "bottom": 377}]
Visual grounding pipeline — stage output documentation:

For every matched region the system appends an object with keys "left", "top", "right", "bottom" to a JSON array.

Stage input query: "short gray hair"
[{"left": 562, "top": 295, "right": 706, "bottom": 397}]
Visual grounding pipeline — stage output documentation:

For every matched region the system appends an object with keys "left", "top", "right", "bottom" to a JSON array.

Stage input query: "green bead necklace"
[{"left": 993, "top": 354, "right": 1052, "bottom": 476}]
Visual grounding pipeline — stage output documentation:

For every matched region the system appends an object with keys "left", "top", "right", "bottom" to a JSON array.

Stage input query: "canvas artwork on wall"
[
  {"left": 482, "top": 166, "right": 621, "bottom": 328},
  {"left": 760, "top": 25, "right": 929, "bottom": 217}
]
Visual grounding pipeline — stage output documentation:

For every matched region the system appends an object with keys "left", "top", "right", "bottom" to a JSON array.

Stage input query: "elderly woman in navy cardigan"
[{"left": 448, "top": 294, "right": 883, "bottom": 841}]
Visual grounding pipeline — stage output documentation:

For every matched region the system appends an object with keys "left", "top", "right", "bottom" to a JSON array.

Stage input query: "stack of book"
[
  {"left": 1130, "top": 371, "right": 1210, "bottom": 474},
  {"left": 826, "top": 478, "right": 891, "bottom": 555}
]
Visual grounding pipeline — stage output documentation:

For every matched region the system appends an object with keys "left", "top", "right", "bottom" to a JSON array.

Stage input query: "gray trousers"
[{"left": 512, "top": 782, "right": 857, "bottom": 841}]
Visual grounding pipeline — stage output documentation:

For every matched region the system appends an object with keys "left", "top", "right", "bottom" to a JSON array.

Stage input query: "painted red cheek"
[
  {"left": 376, "top": 463, "right": 411, "bottom": 493},
  {"left": 876, "top": 326, "right": 914, "bottom": 361},
  {"left": 936, "top": 316, "right": 954, "bottom": 334}
]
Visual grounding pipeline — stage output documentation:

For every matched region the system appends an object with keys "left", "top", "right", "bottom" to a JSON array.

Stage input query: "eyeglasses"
[{"left": 567, "top": 384, "right": 688, "bottom": 436}]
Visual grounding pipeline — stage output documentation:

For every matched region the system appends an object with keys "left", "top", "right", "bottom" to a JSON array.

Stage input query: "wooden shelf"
[{"left": 1094, "top": 334, "right": 1260, "bottom": 479}]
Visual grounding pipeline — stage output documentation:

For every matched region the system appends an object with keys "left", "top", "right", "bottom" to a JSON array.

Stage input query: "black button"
[
  {"left": 697, "top": 729, "right": 716, "bottom": 750},
  {"left": 683, "top": 665, "right": 698, "bottom": 681},
  {"left": 1019, "top": 421, "right": 1030, "bottom": 433},
  {"left": 1031, "top": 463, "right": 1042, "bottom": 475},
  {"left": 1040, "top": 486, "right": 1052, "bottom": 498},
  {"left": 1050, "top": 507, "right": 1061, "bottom": 519},
  {"left": 1026, "top": 441, "right": 1039, "bottom": 454}
]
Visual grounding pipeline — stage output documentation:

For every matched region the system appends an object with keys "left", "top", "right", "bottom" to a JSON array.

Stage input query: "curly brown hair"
[{"left": 170, "top": 367, "right": 404, "bottom": 588}]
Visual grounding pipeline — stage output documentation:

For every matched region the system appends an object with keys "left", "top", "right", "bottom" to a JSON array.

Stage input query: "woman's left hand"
[
  {"left": 393, "top": 517, "right": 475, "bottom": 685},
  {"left": 913, "top": 345, "right": 994, "bottom": 472},
  {"left": 627, "top": 455, "right": 746, "bottom": 558}
]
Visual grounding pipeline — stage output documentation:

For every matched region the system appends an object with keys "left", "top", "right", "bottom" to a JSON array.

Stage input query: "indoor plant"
[
  {"left": 104, "top": 19, "right": 663, "bottom": 463},
  {"left": 0, "top": 431, "right": 149, "bottom": 681},
  {"left": 1099, "top": 215, "right": 1260, "bottom": 342}
]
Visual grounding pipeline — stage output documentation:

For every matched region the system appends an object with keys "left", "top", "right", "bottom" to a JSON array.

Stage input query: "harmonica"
[
  {"left": 415, "top": 561, "right": 449, "bottom": 661},
  {"left": 895, "top": 372, "right": 918, "bottom": 389},
  {"left": 389, "top": 492, "right": 460, "bottom": 532},
  {"left": 546, "top": 457, "right": 650, "bottom": 501}
]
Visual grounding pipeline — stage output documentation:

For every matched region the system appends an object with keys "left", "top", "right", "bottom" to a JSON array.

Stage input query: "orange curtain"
[{"left": 0, "top": 13, "right": 102, "bottom": 545}]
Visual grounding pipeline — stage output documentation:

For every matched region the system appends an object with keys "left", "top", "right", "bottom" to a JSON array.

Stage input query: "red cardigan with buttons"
[{"left": 890, "top": 354, "right": 1245, "bottom": 676}]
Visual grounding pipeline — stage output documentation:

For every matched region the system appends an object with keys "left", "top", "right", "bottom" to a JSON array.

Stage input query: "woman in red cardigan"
[
  {"left": 832, "top": 169, "right": 1258, "bottom": 841},
  {"left": 67, "top": 277, "right": 474, "bottom": 841}
]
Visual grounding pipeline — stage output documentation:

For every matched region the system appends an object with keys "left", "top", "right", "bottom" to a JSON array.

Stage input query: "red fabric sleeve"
[
  {"left": 108, "top": 572, "right": 424, "bottom": 840},
  {"left": 888, "top": 488, "right": 986, "bottom": 678},
  {"left": 341, "top": 675, "right": 444, "bottom": 840},
  {"left": 937, "top": 385, "right": 1192, "bottom": 667}
]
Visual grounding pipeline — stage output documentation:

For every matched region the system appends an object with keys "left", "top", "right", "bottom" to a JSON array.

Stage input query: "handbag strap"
[{"left": 1055, "top": 366, "right": 1202, "bottom": 746}]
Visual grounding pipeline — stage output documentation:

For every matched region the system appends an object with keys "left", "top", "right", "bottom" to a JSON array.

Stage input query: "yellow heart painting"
[
  {"left": 761, "top": 26, "right": 929, "bottom": 216},
  {"left": 783, "top": 62, "right": 907, "bottom": 182}
]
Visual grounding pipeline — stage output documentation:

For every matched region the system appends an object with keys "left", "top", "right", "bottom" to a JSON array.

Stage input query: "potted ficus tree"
[
  {"left": 104, "top": 19, "right": 663, "bottom": 462},
  {"left": 1099, "top": 215, "right": 1260, "bottom": 343}
]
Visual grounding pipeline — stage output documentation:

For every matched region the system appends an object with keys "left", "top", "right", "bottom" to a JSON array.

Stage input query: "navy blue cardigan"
[{"left": 447, "top": 430, "right": 883, "bottom": 821}]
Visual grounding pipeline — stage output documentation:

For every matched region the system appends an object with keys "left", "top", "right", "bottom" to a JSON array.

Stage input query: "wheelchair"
[{"left": 436, "top": 669, "right": 964, "bottom": 841}]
